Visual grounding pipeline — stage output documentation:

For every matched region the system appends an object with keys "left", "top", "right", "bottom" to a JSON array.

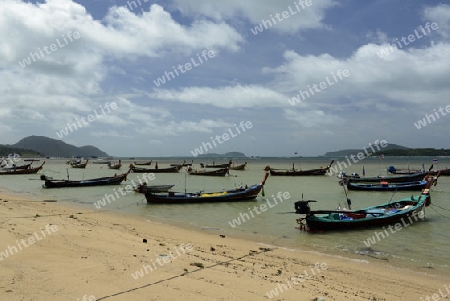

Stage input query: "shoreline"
[{"left": 1, "top": 187, "right": 449, "bottom": 300}]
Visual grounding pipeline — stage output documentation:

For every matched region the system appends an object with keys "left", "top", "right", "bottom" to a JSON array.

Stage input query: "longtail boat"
[
  {"left": 229, "top": 162, "right": 247, "bottom": 170},
  {"left": 294, "top": 175, "right": 436, "bottom": 231},
  {"left": 268, "top": 160, "right": 333, "bottom": 176},
  {"left": 346, "top": 172, "right": 428, "bottom": 183},
  {"left": 0, "top": 162, "right": 45, "bottom": 175},
  {"left": 134, "top": 160, "right": 152, "bottom": 166},
  {"left": 346, "top": 180, "right": 428, "bottom": 191},
  {"left": 71, "top": 159, "right": 88, "bottom": 168},
  {"left": 187, "top": 167, "right": 229, "bottom": 177},
  {"left": 387, "top": 165, "right": 422, "bottom": 175},
  {"left": 201, "top": 160, "right": 232, "bottom": 168},
  {"left": 144, "top": 167, "right": 270, "bottom": 204},
  {"left": 170, "top": 160, "right": 192, "bottom": 168},
  {"left": 41, "top": 169, "right": 131, "bottom": 188},
  {"left": 2, "top": 163, "right": 32, "bottom": 171},
  {"left": 134, "top": 183, "right": 175, "bottom": 193},
  {"left": 129, "top": 164, "right": 180, "bottom": 173},
  {"left": 108, "top": 160, "right": 122, "bottom": 170}
]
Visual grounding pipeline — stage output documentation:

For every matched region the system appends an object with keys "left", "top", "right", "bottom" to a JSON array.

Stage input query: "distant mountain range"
[
  {"left": 324, "top": 143, "right": 450, "bottom": 157},
  {"left": 1, "top": 136, "right": 108, "bottom": 158}
]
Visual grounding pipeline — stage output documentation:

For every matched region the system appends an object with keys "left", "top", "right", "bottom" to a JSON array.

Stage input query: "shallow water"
[{"left": 2, "top": 156, "right": 450, "bottom": 275}]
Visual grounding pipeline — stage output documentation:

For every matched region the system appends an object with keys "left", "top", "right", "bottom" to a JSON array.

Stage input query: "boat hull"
[
  {"left": 144, "top": 184, "right": 262, "bottom": 204},
  {"left": 347, "top": 180, "right": 427, "bottom": 191}
]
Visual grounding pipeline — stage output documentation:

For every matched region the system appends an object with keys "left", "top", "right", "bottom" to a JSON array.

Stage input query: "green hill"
[
  {"left": 0, "top": 145, "right": 43, "bottom": 157},
  {"left": 324, "top": 144, "right": 408, "bottom": 157},
  {"left": 11, "top": 136, "right": 108, "bottom": 158}
]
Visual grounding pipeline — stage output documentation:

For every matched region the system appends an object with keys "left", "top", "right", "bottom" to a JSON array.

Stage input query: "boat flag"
[
  {"left": 433, "top": 158, "right": 438, "bottom": 164},
  {"left": 379, "top": 154, "right": 384, "bottom": 160}
]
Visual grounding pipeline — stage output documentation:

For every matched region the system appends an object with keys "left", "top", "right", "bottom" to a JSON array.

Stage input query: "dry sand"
[{"left": 0, "top": 189, "right": 448, "bottom": 301}]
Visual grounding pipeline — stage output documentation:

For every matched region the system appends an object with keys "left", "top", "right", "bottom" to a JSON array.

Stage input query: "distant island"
[
  {"left": 325, "top": 143, "right": 450, "bottom": 157},
  {"left": 1, "top": 136, "right": 108, "bottom": 158},
  {"left": 196, "top": 152, "right": 247, "bottom": 158}
]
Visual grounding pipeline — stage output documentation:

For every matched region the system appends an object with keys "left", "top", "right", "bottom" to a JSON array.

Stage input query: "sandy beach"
[{"left": 0, "top": 189, "right": 448, "bottom": 301}]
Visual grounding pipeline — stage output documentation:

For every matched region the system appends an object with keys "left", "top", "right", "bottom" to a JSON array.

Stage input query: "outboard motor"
[{"left": 294, "top": 200, "right": 315, "bottom": 214}]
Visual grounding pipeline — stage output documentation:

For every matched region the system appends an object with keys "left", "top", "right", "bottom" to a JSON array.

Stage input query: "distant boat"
[
  {"left": 134, "top": 160, "right": 152, "bottom": 166},
  {"left": 71, "top": 159, "right": 88, "bottom": 168},
  {"left": 294, "top": 175, "right": 436, "bottom": 231},
  {"left": 92, "top": 159, "right": 111, "bottom": 164},
  {"left": 346, "top": 180, "right": 429, "bottom": 191},
  {"left": 108, "top": 160, "right": 122, "bottom": 170},
  {"left": 201, "top": 160, "right": 232, "bottom": 168},
  {"left": 387, "top": 165, "right": 422, "bottom": 175},
  {"left": 170, "top": 160, "right": 192, "bottom": 167},
  {"left": 187, "top": 167, "right": 229, "bottom": 177},
  {"left": 268, "top": 160, "right": 334, "bottom": 176},
  {"left": 229, "top": 162, "right": 247, "bottom": 171},
  {"left": 134, "top": 183, "right": 175, "bottom": 193},
  {"left": 129, "top": 164, "right": 180, "bottom": 173},
  {"left": 0, "top": 162, "right": 45, "bottom": 175},
  {"left": 41, "top": 169, "right": 131, "bottom": 188}
]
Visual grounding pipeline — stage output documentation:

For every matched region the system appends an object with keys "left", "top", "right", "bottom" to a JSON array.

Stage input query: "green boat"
[{"left": 294, "top": 175, "right": 435, "bottom": 231}]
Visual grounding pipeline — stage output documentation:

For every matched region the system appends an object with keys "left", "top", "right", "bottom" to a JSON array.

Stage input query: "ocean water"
[{"left": 2, "top": 157, "right": 450, "bottom": 276}]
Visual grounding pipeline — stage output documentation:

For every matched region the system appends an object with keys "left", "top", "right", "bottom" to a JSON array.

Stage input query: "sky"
[{"left": 1, "top": 0, "right": 450, "bottom": 157}]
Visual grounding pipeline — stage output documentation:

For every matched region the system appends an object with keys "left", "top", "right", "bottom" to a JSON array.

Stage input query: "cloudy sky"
[{"left": 1, "top": 0, "right": 450, "bottom": 157}]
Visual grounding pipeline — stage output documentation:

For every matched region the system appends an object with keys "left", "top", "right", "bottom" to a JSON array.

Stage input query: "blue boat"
[{"left": 347, "top": 180, "right": 428, "bottom": 191}]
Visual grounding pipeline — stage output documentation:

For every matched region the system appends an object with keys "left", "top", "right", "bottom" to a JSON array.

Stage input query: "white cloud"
[
  {"left": 171, "top": 0, "right": 337, "bottom": 34},
  {"left": 149, "top": 85, "right": 288, "bottom": 108}
]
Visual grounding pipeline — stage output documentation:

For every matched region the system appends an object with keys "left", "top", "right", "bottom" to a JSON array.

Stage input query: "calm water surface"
[{"left": 2, "top": 157, "right": 450, "bottom": 276}]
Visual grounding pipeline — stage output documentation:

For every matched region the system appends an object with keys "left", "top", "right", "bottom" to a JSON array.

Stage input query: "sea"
[{"left": 2, "top": 156, "right": 450, "bottom": 276}]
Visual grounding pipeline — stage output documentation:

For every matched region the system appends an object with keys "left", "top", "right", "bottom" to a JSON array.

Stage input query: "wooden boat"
[
  {"left": 294, "top": 175, "right": 435, "bottom": 231},
  {"left": 66, "top": 159, "right": 81, "bottom": 165},
  {"left": 134, "top": 160, "right": 152, "bottom": 166},
  {"left": 347, "top": 180, "right": 428, "bottom": 191},
  {"left": 346, "top": 172, "right": 428, "bottom": 183},
  {"left": 201, "top": 160, "right": 232, "bottom": 168},
  {"left": 108, "top": 160, "right": 122, "bottom": 169},
  {"left": 41, "top": 169, "right": 131, "bottom": 188},
  {"left": 2, "top": 163, "right": 32, "bottom": 171},
  {"left": 71, "top": 159, "right": 88, "bottom": 168},
  {"left": 129, "top": 164, "right": 180, "bottom": 173},
  {"left": 387, "top": 165, "right": 422, "bottom": 175},
  {"left": 187, "top": 167, "right": 229, "bottom": 177},
  {"left": 268, "top": 160, "right": 334, "bottom": 176},
  {"left": 170, "top": 160, "right": 192, "bottom": 167},
  {"left": 0, "top": 162, "right": 45, "bottom": 175},
  {"left": 144, "top": 168, "right": 270, "bottom": 204},
  {"left": 229, "top": 162, "right": 247, "bottom": 170},
  {"left": 431, "top": 168, "right": 450, "bottom": 176},
  {"left": 134, "top": 183, "right": 175, "bottom": 193},
  {"left": 92, "top": 159, "right": 111, "bottom": 164}
]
